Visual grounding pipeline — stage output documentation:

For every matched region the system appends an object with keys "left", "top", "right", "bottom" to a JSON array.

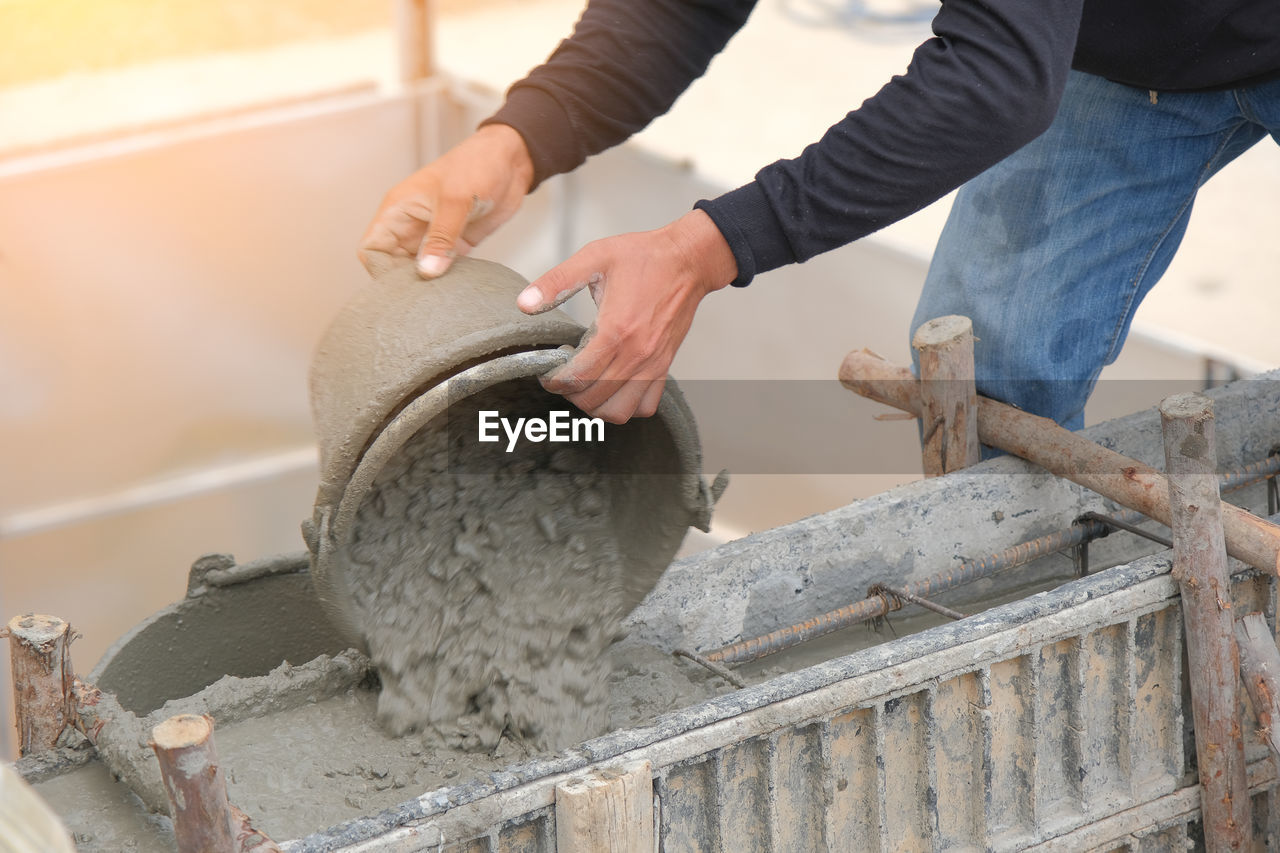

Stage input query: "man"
[{"left": 360, "top": 0, "right": 1280, "bottom": 427}]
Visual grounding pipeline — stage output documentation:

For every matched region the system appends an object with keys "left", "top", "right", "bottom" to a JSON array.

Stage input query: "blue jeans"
[{"left": 913, "top": 70, "right": 1280, "bottom": 429}]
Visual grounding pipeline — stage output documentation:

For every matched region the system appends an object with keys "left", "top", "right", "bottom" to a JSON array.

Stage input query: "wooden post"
[
  {"left": 555, "top": 760, "right": 653, "bottom": 853},
  {"left": 4, "top": 614, "right": 74, "bottom": 756},
  {"left": 837, "top": 350, "right": 1280, "bottom": 575},
  {"left": 395, "top": 0, "right": 435, "bottom": 83},
  {"left": 151, "top": 714, "right": 237, "bottom": 853},
  {"left": 1161, "top": 392, "right": 1252, "bottom": 850},
  {"left": 1236, "top": 612, "right": 1280, "bottom": 762},
  {"left": 912, "top": 315, "right": 981, "bottom": 476}
]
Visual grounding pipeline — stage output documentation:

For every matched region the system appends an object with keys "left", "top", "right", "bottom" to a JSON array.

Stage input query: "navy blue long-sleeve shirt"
[{"left": 485, "top": 0, "right": 1280, "bottom": 285}]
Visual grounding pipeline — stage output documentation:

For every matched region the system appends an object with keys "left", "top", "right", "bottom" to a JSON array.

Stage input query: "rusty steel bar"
[
  {"left": 838, "top": 350, "right": 1280, "bottom": 576},
  {"left": 704, "top": 516, "right": 1108, "bottom": 664},
  {"left": 704, "top": 454, "right": 1280, "bottom": 666},
  {"left": 1077, "top": 511, "right": 1173, "bottom": 548},
  {"left": 870, "top": 584, "right": 968, "bottom": 621},
  {"left": 1161, "top": 392, "right": 1252, "bottom": 849},
  {"left": 1220, "top": 453, "right": 1280, "bottom": 493},
  {"left": 673, "top": 649, "right": 746, "bottom": 689}
]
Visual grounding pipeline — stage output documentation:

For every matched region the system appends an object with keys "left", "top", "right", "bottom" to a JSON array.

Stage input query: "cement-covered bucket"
[{"left": 303, "top": 255, "right": 717, "bottom": 659}]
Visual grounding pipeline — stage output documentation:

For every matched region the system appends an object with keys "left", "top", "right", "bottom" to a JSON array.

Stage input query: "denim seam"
[
  {"left": 1233, "top": 88, "right": 1260, "bottom": 125},
  {"left": 1097, "top": 122, "right": 1251, "bottom": 369}
]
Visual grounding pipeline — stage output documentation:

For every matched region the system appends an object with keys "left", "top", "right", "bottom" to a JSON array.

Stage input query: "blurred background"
[{"left": 2, "top": 0, "right": 1277, "bottom": 760}]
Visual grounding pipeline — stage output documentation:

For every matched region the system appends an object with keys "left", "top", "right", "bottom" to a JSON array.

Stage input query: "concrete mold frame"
[
  {"left": 299, "top": 561, "right": 1265, "bottom": 853},
  {"left": 16, "top": 371, "right": 1280, "bottom": 851},
  {"left": 265, "top": 372, "right": 1280, "bottom": 851}
]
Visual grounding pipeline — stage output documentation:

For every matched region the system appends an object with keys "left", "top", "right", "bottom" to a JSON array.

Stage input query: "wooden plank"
[
  {"left": 555, "top": 759, "right": 653, "bottom": 853},
  {"left": 1160, "top": 392, "right": 1252, "bottom": 850}
]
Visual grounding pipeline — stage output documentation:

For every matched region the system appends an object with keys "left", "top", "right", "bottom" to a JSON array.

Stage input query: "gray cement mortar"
[
  {"left": 342, "top": 379, "right": 626, "bottom": 752},
  {"left": 33, "top": 642, "right": 729, "bottom": 846},
  {"left": 81, "top": 650, "right": 373, "bottom": 817}
]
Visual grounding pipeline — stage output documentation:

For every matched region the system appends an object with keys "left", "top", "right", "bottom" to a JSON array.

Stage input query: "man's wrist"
[
  {"left": 477, "top": 123, "right": 536, "bottom": 194},
  {"left": 665, "top": 209, "right": 739, "bottom": 293}
]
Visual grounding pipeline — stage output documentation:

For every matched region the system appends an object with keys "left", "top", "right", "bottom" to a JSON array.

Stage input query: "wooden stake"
[
  {"left": 912, "top": 315, "right": 981, "bottom": 476},
  {"left": 838, "top": 350, "right": 1280, "bottom": 575},
  {"left": 1160, "top": 392, "right": 1251, "bottom": 850},
  {"left": 395, "top": 0, "right": 435, "bottom": 83},
  {"left": 1236, "top": 612, "right": 1280, "bottom": 762},
  {"left": 4, "top": 614, "right": 74, "bottom": 756},
  {"left": 555, "top": 760, "right": 653, "bottom": 853},
  {"left": 151, "top": 714, "right": 237, "bottom": 853}
]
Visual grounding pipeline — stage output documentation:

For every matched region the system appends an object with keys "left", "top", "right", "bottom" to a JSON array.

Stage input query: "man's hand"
[
  {"left": 359, "top": 124, "right": 535, "bottom": 277},
  {"left": 518, "top": 209, "right": 738, "bottom": 424}
]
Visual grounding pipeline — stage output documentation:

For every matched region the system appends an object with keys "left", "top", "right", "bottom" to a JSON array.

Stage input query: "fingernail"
[
  {"left": 417, "top": 254, "right": 450, "bottom": 278},
  {"left": 517, "top": 286, "right": 543, "bottom": 312}
]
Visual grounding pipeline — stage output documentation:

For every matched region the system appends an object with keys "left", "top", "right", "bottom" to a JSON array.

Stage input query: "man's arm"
[
  {"left": 360, "top": 0, "right": 757, "bottom": 276},
  {"left": 697, "top": 0, "right": 1085, "bottom": 284},
  {"left": 484, "top": 0, "right": 760, "bottom": 189},
  {"left": 520, "top": 0, "right": 1086, "bottom": 422}
]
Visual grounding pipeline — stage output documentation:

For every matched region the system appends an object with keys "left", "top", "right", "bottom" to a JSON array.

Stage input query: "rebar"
[
  {"left": 1077, "top": 511, "right": 1173, "bottom": 548},
  {"left": 704, "top": 454, "right": 1280, "bottom": 666},
  {"left": 673, "top": 649, "right": 747, "bottom": 689},
  {"left": 869, "top": 584, "right": 968, "bottom": 621}
]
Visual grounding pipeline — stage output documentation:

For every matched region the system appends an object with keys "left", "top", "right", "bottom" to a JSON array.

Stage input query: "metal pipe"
[{"left": 705, "top": 454, "right": 1280, "bottom": 666}]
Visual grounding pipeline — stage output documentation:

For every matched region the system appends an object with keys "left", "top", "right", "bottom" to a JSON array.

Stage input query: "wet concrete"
[
  {"left": 34, "top": 642, "right": 730, "bottom": 845},
  {"left": 33, "top": 763, "right": 174, "bottom": 853},
  {"left": 343, "top": 381, "right": 624, "bottom": 752}
]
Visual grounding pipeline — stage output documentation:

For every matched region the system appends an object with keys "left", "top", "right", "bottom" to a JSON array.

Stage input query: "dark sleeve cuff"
[
  {"left": 694, "top": 181, "right": 797, "bottom": 287},
  {"left": 481, "top": 86, "right": 582, "bottom": 191}
]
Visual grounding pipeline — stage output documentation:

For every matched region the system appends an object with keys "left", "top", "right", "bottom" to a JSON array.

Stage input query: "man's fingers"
[
  {"left": 541, "top": 328, "right": 671, "bottom": 423},
  {"left": 637, "top": 378, "right": 666, "bottom": 419},
  {"left": 521, "top": 262, "right": 604, "bottom": 314},
  {"left": 415, "top": 199, "right": 471, "bottom": 278},
  {"left": 360, "top": 195, "right": 433, "bottom": 250},
  {"left": 564, "top": 378, "right": 664, "bottom": 425},
  {"left": 541, "top": 331, "right": 613, "bottom": 398}
]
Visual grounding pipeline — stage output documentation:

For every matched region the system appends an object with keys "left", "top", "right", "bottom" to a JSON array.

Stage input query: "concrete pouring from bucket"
[{"left": 303, "top": 254, "right": 719, "bottom": 751}]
